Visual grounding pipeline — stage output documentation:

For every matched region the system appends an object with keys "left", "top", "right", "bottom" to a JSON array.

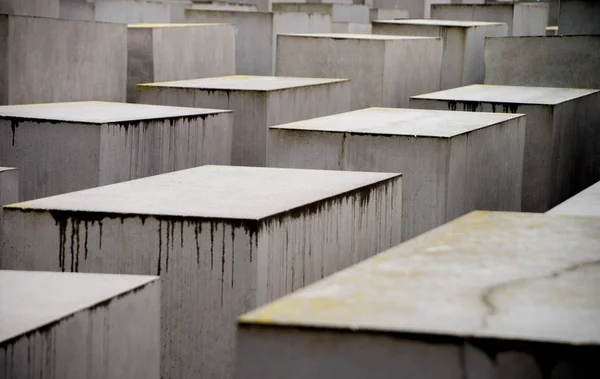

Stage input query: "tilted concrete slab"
[
  {"left": 548, "top": 180, "right": 600, "bottom": 218},
  {"left": 237, "top": 211, "right": 600, "bottom": 379},
  {"left": 268, "top": 107, "right": 525, "bottom": 240},
  {"left": 0, "top": 270, "right": 160, "bottom": 379},
  {"left": 0, "top": 101, "right": 233, "bottom": 201},
  {"left": 411, "top": 84, "right": 600, "bottom": 212},
  {"left": 137, "top": 75, "right": 350, "bottom": 167}
]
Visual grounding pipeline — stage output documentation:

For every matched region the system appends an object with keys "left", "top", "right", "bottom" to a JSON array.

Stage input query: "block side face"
[
  {"left": 0, "top": 120, "right": 101, "bottom": 201},
  {"left": 548, "top": 180, "right": 600, "bottom": 218},
  {"left": 512, "top": 3, "right": 549, "bottom": 37},
  {"left": 184, "top": 10, "right": 273, "bottom": 75},
  {"left": 127, "top": 27, "right": 155, "bottom": 103},
  {"left": 484, "top": 36, "right": 600, "bottom": 89},
  {"left": 462, "top": 24, "right": 508, "bottom": 86},
  {"left": 0, "top": 0, "right": 59, "bottom": 18},
  {"left": 0, "top": 16, "right": 8, "bottom": 105},
  {"left": 7, "top": 16, "right": 127, "bottom": 104},
  {"left": 94, "top": 0, "right": 172, "bottom": 23},
  {"left": 59, "top": 0, "right": 95, "bottom": 21},
  {"left": 277, "top": 36, "right": 386, "bottom": 110},
  {"left": 98, "top": 114, "right": 233, "bottom": 185},
  {"left": 558, "top": 0, "right": 600, "bottom": 36},
  {"left": 0, "top": 275, "right": 160, "bottom": 379},
  {"left": 431, "top": 4, "right": 514, "bottom": 35}
]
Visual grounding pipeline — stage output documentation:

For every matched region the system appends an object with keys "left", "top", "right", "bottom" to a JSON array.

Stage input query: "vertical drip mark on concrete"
[
  {"left": 157, "top": 221, "right": 163, "bottom": 276},
  {"left": 210, "top": 222, "right": 215, "bottom": 270},
  {"left": 220, "top": 224, "right": 226, "bottom": 307},
  {"left": 70, "top": 220, "right": 81, "bottom": 272},
  {"left": 231, "top": 227, "right": 235, "bottom": 289},
  {"left": 98, "top": 220, "right": 103, "bottom": 250},
  {"left": 448, "top": 100, "right": 457, "bottom": 111},
  {"left": 84, "top": 220, "right": 89, "bottom": 259},
  {"left": 338, "top": 133, "right": 346, "bottom": 169},
  {"left": 194, "top": 222, "right": 201, "bottom": 267},
  {"left": 491, "top": 103, "right": 497, "bottom": 113},
  {"left": 180, "top": 221, "right": 184, "bottom": 248},
  {"left": 54, "top": 217, "right": 68, "bottom": 272},
  {"left": 10, "top": 120, "right": 18, "bottom": 146}
]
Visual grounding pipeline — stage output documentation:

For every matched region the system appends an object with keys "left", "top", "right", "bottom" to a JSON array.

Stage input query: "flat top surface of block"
[
  {"left": 279, "top": 33, "right": 438, "bottom": 41},
  {"left": 373, "top": 19, "right": 506, "bottom": 28},
  {"left": 549, "top": 181, "right": 600, "bottom": 218},
  {"left": 8, "top": 166, "right": 399, "bottom": 220},
  {"left": 0, "top": 270, "right": 157, "bottom": 343},
  {"left": 412, "top": 85, "right": 600, "bottom": 106},
  {"left": 128, "top": 23, "right": 228, "bottom": 28},
  {"left": 271, "top": 107, "right": 523, "bottom": 138},
  {"left": 240, "top": 211, "right": 600, "bottom": 345},
  {"left": 139, "top": 75, "right": 348, "bottom": 91},
  {"left": 0, "top": 101, "right": 230, "bottom": 124},
  {"left": 0, "top": 167, "right": 17, "bottom": 173}
]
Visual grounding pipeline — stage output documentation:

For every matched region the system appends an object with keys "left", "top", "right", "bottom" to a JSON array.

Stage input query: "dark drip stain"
[
  {"left": 231, "top": 227, "right": 235, "bottom": 289},
  {"left": 10, "top": 119, "right": 18, "bottom": 146},
  {"left": 210, "top": 222, "right": 215, "bottom": 270},
  {"left": 157, "top": 221, "right": 162, "bottom": 276},
  {"left": 462, "top": 101, "right": 481, "bottom": 112},
  {"left": 84, "top": 220, "right": 89, "bottom": 259},
  {"left": 220, "top": 225, "right": 226, "bottom": 307},
  {"left": 194, "top": 222, "right": 201, "bottom": 266},
  {"left": 448, "top": 100, "right": 457, "bottom": 111},
  {"left": 180, "top": 221, "right": 184, "bottom": 248},
  {"left": 502, "top": 103, "right": 519, "bottom": 113}
]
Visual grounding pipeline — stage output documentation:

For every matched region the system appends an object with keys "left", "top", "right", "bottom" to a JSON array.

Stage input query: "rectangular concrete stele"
[
  {"left": 277, "top": 34, "right": 443, "bottom": 109},
  {"left": 431, "top": 3, "right": 549, "bottom": 36},
  {"left": 0, "top": 270, "right": 160, "bottom": 379},
  {"left": 0, "top": 15, "right": 126, "bottom": 105},
  {"left": 548, "top": 180, "right": 600, "bottom": 218},
  {"left": 0, "top": 167, "right": 18, "bottom": 255},
  {"left": 190, "top": 2, "right": 259, "bottom": 11},
  {"left": 0, "top": 0, "right": 59, "bottom": 17},
  {"left": 137, "top": 75, "right": 351, "bottom": 167},
  {"left": 485, "top": 36, "right": 600, "bottom": 89},
  {"left": 369, "top": 8, "right": 409, "bottom": 22},
  {"left": 369, "top": 0, "right": 425, "bottom": 18},
  {"left": 0, "top": 101, "right": 233, "bottom": 201},
  {"left": 236, "top": 211, "right": 600, "bottom": 379},
  {"left": 193, "top": 0, "right": 272, "bottom": 11},
  {"left": 60, "top": 0, "right": 193, "bottom": 23},
  {"left": 411, "top": 85, "right": 600, "bottom": 212},
  {"left": 373, "top": 20, "right": 508, "bottom": 90},
  {"left": 558, "top": 0, "right": 600, "bottom": 36},
  {"left": 127, "top": 23, "right": 236, "bottom": 102},
  {"left": 267, "top": 107, "right": 524, "bottom": 240},
  {"left": 331, "top": 22, "right": 371, "bottom": 33},
  {"left": 1, "top": 165, "right": 403, "bottom": 379},
  {"left": 184, "top": 9, "right": 273, "bottom": 75},
  {"left": 273, "top": 3, "right": 369, "bottom": 23}
]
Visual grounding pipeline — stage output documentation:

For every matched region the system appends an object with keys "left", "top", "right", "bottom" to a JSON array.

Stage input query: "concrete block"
[
  {"left": 548, "top": 180, "right": 600, "bottom": 218},
  {"left": 195, "top": 0, "right": 271, "bottom": 11},
  {"left": 368, "top": 0, "right": 429, "bottom": 18},
  {"left": 60, "top": 0, "right": 192, "bottom": 23},
  {"left": 0, "top": 270, "right": 160, "bottom": 379},
  {"left": 267, "top": 107, "right": 524, "bottom": 240},
  {"left": 137, "top": 75, "right": 350, "bottom": 167},
  {"left": 0, "top": 167, "right": 18, "bottom": 255},
  {"left": 1, "top": 165, "right": 403, "bottom": 379},
  {"left": 0, "top": 101, "right": 233, "bottom": 201},
  {"left": 276, "top": 34, "right": 442, "bottom": 109},
  {"left": 369, "top": 8, "right": 408, "bottom": 22},
  {"left": 331, "top": 22, "right": 371, "bottom": 33},
  {"left": 431, "top": 3, "right": 549, "bottom": 36},
  {"left": 236, "top": 211, "right": 600, "bottom": 379},
  {"left": 273, "top": 3, "right": 369, "bottom": 23},
  {"left": 185, "top": 9, "right": 273, "bottom": 75},
  {"left": 484, "top": 35, "right": 600, "bottom": 89},
  {"left": 190, "top": 1, "right": 259, "bottom": 11},
  {"left": 558, "top": 0, "right": 600, "bottom": 36},
  {"left": 127, "top": 23, "right": 236, "bottom": 102},
  {"left": 0, "top": 0, "right": 59, "bottom": 17},
  {"left": 0, "top": 15, "right": 127, "bottom": 105},
  {"left": 411, "top": 85, "right": 600, "bottom": 212},
  {"left": 546, "top": 25, "right": 558, "bottom": 36},
  {"left": 373, "top": 20, "right": 507, "bottom": 90}
]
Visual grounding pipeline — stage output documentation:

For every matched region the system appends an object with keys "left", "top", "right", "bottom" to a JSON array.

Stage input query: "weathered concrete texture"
[
  {"left": 190, "top": 1, "right": 259, "bottom": 11},
  {"left": 0, "top": 15, "right": 126, "bottom": 105},
  {"left": 267, "top": 107, "right": 524, "bottom": 240},
  {"left": 273, "top": 3, "right": 370, "bottom": 23},
  {"left": 0, "top": 0, "right": 58, "bottom": 17},
  {"left": 127, "top": 23, "right": 236, "bottom": 102},
  {"left": 485, "top": 36, "right": 600, "bottom": 89},
  {"left": 60, "top": 0, "right": 192, "bottom": 23},
  {"left": 411, "top": 85, "right": 600, "bottom": 212},
  {"left": 0, "top": 101, "right": 233, "bottom": 201},
  {"left": 331, "top": 22, "right": 371, "bottom": 33},
  {"left": 369, "top": 8, "right": 408, "bottom": 22},
  {"left": 431, "top": 3, "right": 548, "bottom": 36},
  {"left": 548, "top": 180, "right": 600, "bottom": 218},
  {"left": 277, "top": 34, "right": 442, "bottom": 109},
  {"left": 195, "top": 0, "right": 271, "bottom": 11},
  {"left": 0, "top": 167, "right": 18, "bottom": 256},
  {"left": 236, "top": 211, "right": 600, "bottom": 379},
  {"left": 368, "top": 0, "right": 444, "bottom": 18},
  {"left": 558, "top": 0, "right": 600, "bottom": 36},
  {"left": 1, "top": 165, "right": 402, "bottom": 379},
  {"left": 185, "top": 9, "right": 273, "bottom": 75},
  {"left": 0, "top": 270, "right": 160, "bottom": 379},
  {"left": 137, "top": 75, "right": 350, "bottom": 167},
  {"left": 373, "top": 20, "right": 507, "bottom": 90}
]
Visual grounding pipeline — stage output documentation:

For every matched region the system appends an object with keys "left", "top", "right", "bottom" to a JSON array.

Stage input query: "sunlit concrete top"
[
  {"left": 7, "top": 166, "right": 400, "bottom": 220},
  {"left": 412, "top": 85, "right": 600, "bottom": 106},
  {"left": 0, "top": 270, "right": 158, "bottom": 343},
  {"left": 270, "top": 107, "right": 523, "bottom": 138},
  {"left": 548, "top": 181, "right": 600, "bottom": 218},
  {"left": 0, "top": 167, "right": 16, "bottom": 173},
  {"left": 240, "top": 211, "right": 600, "bottom": 345},
  {"left": 0, "top": 101, "right": 230, "bottom": 124},
  {"left": 279, "top": 33, "right": 439, "bottom": 40},
  {"left": 138, "top": 75, "right": 349, "bottom": 91},
  {"left": 127, "top": 23, "right": 228, "bottom": 28},
  {"left": 373, "top": 19, "right": 506, "bottom": 27}
]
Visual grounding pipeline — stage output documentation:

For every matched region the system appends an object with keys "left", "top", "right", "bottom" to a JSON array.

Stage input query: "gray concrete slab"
[
  {"left": 0, "top": 270, "right": 160, "bottom": 379},
  {"left": 276, "top": 33, "right": 442, "bottom": 109},
  {"left": 484, "top": 35, "right": 600, "bottom": 89},
  {"left": 0, "top": 101, "right": 233, "bottom": 201},
  {"left": 369, "top": 8, "right": 408, "bottom": 22},
  {"left": 373, "top": 20, "right": 508, "bottom": 90},
  {"left": 127, "top": 23, "right": 236, "bottom": 102},
  {"left": 273, "top": 3, "right": 370, "bottom": 23},
  {"left": 0, "top": 0, "right": 58, "bottom": 17},
  {"left": 1, "top": 165, "right": 402, "bottom": 379},
  {"left": 190, "top": 2, "right": 259, "bottom": 11},
  {"left": 60, "top": 0, "right": 192, "bottom": 23},
  {"left": 137, "top": 75, "right": 350, "bottom": 167},
  {"left": 0, "top": 15, "right": 127, "bottom": 105},
  {"left": 431, "top": 3, "right": 548, "bottom": 36},
  {"left": 411, "top": 84, "right": 600, "bottom": 212},
  {"left": 548, "top": 180, "right": 600, "bottom": 218},
  {"left": 558, "top": 0, "right": 600, "bottom": 36},
  {"left": 236, "top": 210, "right": 600, "bottom": 379},
  {"left": 267, "top": 107, "right": 524, "bottom": 240}
]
